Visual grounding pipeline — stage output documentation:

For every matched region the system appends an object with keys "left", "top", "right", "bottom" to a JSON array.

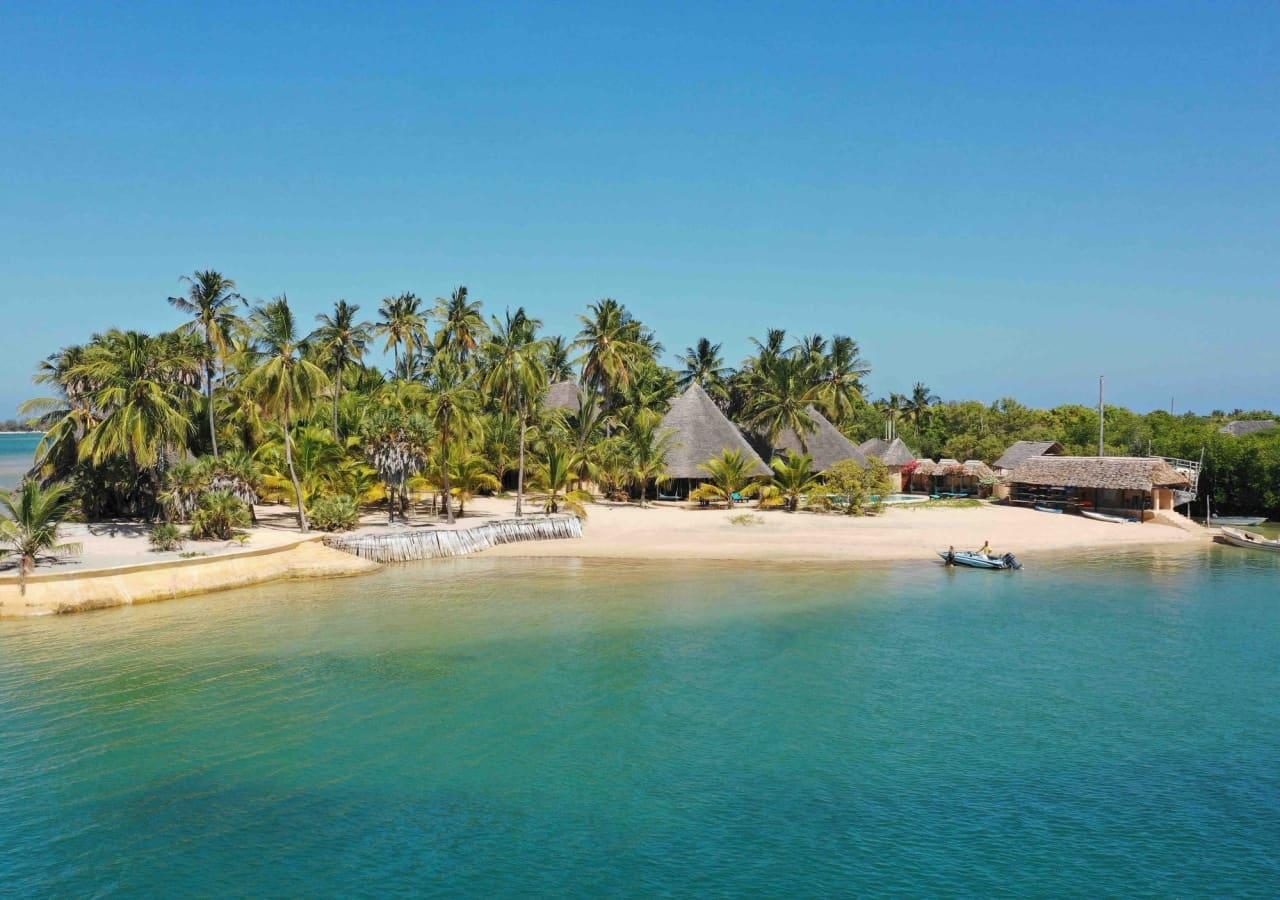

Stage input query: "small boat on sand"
[
  {"left": 938, "top": 550, "right": 1022, "bottom": 570},
  {"left": 1209, "top": 516, "right": 1268, "bottom": 527},
  {"left": 1034, "top": 505, "right": 1064, "bottom": 514},
  {"left": 1080, "top": 510, "right": 1136, "bottom": 524},
  {"left": 1219, "top": 527, "right": 1280, "bottom": 552}
]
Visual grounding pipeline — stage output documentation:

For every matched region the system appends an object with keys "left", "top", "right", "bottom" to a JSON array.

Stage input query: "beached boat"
[
  {"left": 1080, "top": 510, "right": 1136, "bottom": 524},
  {"left": 938, "top": 550, "right": 1022, "bottom": 570},
  {"left": 1219, "top": 527, "right": 1280, "bottom": 552},
  {"left": 1209, "top": 516, "right": 1268, "bottom": 527},
  {"left": 1034, "top": 505, "right": 1064, "bottom": 514}
]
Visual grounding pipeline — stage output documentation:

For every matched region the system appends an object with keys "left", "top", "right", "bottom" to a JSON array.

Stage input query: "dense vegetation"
[{"left": 15, "top": 269, "right": 1280, "bottom": 527}]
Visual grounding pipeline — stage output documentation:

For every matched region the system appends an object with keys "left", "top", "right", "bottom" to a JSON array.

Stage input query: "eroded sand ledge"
[{"left": 0, "top": 537, "right": 379, "bottom": 618}]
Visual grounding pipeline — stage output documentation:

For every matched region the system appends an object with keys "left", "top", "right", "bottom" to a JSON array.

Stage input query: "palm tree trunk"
[
  {"left": 333, "top": 367, "right": 342, "bottom": 440},
  {"left": 441, "top": 433, "right": 454, "bottom": 524},
  {"left": 516, "top": 415, "right": 526, "bottom": 517},
  {"left": 206, "top": 357, "right": 219, "bottom": 458},
  {"left": 284, "top": 399, "right": 308, "bottom": 532}
]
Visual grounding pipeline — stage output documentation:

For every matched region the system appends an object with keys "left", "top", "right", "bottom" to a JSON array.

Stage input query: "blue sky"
[{"left": 1, "top": 1, "right": 1276, "bottom": 417}]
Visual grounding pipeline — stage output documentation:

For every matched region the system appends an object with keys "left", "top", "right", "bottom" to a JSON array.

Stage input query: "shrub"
[
  {"left": 190, "top": 491, "right": 251, "bottom": 541},
  {"left": 149, "top": 523, "right": 185, "bottom": 552},
  {"left": 310, "top": 495, "right": 359, "bottom": 532},
  {"left": 729, "top": 513, "right": 764, "bottom": 526}
]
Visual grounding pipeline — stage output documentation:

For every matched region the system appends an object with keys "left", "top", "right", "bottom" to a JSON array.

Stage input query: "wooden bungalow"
[
  {"left": 857, "top": 437, "right": 917, "bottom": 491},
  {"left": 661, "top": 383, "right": 770, "bottom": 497},
  {"left": 773, "top": 406, "right": 868, "bottom": 472},
  {"left": 1006, "top": 456, "right": 1191, "bottom": 521},
  {"left": 993, "top": 440, "right": 1064, "bottom": 477}
]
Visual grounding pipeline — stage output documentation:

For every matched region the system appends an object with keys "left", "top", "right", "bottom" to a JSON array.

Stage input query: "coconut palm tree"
[
  {"left": 528, "top": 441, "right": 591, "bottom": 517},
  {"left": 447, "top": 450, "right": 501, "bottom": 516},
  {"left": 433, "top": 286, "right": 487, "bottom": 365},
  {"left": 907, "top": 382, "right": 940, "bottom": 429},
  {"left": 625, "top": 415, "right": 676, "bottom": 507},
  {"left": 758, "top": 453, "right": 820, "bottom": 511},
  {"left": 815, "top": 336, "right": 870, "bottom": 425},
  {"left": 0, "top": 481, "right": 80, "bottom": 594},
  {"left": 375, "top": 293, "right": 428, "bottom": 378},
  {"left": 168, "top": 270, "right": 242, "bottom": 457},
  {"left": 678, "top": 338, "right": 733, "bottom": 402},
  {"left": 242, "top": 296, "right": 329, "bottom": 532},
  {"left": 482, "top": 307, "right": 548, "bottom": 516},
  {"left": 689, "top": 449, "right": 765, "bottom": 508},
  {"left": 575, "top": 298, "right": 648, "bottom": 404},
  {"left": 543, "top": 335, "right": 575, "bottom": 382},
  {"left": 159, "top": 459, "right": 207, "bottom": 522},
  {"left": 426, "top": 359, "right": 483, "bottom": 524},
  {"left": 312, "top": 300, "right": 372, "bottom": 440},
  {"left": 742, "top": 354, "right": 819, "bottom": 450}
]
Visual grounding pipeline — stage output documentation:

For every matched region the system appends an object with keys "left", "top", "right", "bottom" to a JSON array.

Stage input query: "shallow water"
[
  {"left": 0, "top": 432, "right": 38, "bottom": 490},
  {"left": 2, "top": 549, "right": 1278, "bottom": 895}
]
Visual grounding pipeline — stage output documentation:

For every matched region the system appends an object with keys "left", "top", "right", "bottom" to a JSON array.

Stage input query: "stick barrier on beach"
[{"left": 322, "top": 515, "right": 583, "bottom": 563}]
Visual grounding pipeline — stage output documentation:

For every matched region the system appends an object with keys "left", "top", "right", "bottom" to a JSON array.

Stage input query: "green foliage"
[
  {"left": 309, "top": 495, "right": 360, "bottom": 532},
  {"left": 729, "top": 513, "right": 764, "bottom": 526},
  {"left": 690, "top": 450, "right": 764, "bottom": 508},
  {"left": 189, "top": 491, "right": 251, "bottom": 541},
  {"left": 149, "top": 523, "right": 186, "bottom": 551},
  {"left": 822, "top": 458, "right": 893, "bottom": 516},
  {"left": 0, "top": 481, "right": 80, "bottom": 592},
  {"left": 758, "top": 453, "right": 820, "bottom": 511}
]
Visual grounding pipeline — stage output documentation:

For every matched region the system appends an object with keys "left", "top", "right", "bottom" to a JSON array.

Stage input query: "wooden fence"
[{"left": 323, "top": 515, "right": 583, "bottom": 563}]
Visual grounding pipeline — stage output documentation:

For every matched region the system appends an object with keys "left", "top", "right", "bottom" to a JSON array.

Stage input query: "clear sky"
[{"left": 2, "top": 1, "right": 1276, "bottom": 417}]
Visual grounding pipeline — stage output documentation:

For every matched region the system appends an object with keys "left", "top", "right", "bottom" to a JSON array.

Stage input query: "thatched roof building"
[
  {"left": 1219, "top": 419, "right": 1276, "bottom": 437},
  {"left": 1008, "top": 457, "right": 1190, "bottom": 491},
  {"left": 661, "top": 383, "right": 770, "bottom": 479},
  {"left": 544, "top": 380, "right": 582, "bottom": 413},
  {"left": 857, "top": 437, "right": 916, "bottom": 468},
  {"left": 994, "top": 440, "right": 1064, "bottom": 473},
  {"left": 960, "top": 459, "right": 995, "bottom": 480},
  {"left": 774, "top": 406, "right": 868, "bottom": 472}
]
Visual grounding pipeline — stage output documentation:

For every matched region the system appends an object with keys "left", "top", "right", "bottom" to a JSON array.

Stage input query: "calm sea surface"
[
  {"left": 2, "top": 550, "right": 1278, "bottom": 895},
  {"left": 0, "top": 432, "right": 39, "bottom": 489}
]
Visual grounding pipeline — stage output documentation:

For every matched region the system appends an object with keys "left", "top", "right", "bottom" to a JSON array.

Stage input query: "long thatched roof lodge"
[
  {"left": 1006, "top": 456, "right": 1191, "bottom": 520},
  {"left": 993, "top": 440, "right": 1064, "bottom": 475}
]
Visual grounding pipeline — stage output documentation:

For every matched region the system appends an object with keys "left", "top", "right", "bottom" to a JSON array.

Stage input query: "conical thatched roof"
[
  {"left": 661, "top": 383, "right": 770, "bottom": 479},
  {"left": 1009, "top": 456, "right": 1191, "bottom": 491},
  {"left": 857, "top": 437, "right": 916, "bottom": 467},
  {"left": 994, "top": 440, "right": 1064, "bottom": 472},
  {"left": 544, "top": 380, "right": 582, "bottom": 413},
  {"left": 774, "top": 406, "right": 867, "bottom": 471}
]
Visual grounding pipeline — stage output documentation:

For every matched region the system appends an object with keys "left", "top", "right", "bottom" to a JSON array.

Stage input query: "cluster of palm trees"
[{"left": 17, "top": 269, "right": 901, "bottom": 546}]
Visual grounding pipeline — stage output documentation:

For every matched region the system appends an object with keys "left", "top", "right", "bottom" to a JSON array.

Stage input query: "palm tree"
[
  {"left": 433, "top": 286, "right": 488, "bottom": 364},
  {"left": 575, "top": 298, "right": 648, "bottom": 404},
  {"left": 242, "top": 296, "right": 330, "bottom": 532},
  {"left": 625, "top": 416, "right": 675, "bottom": 507},
  {"left": 482, "top": 308, "right": 548, "bottom": 516},
  {"left": 447, "top": 450, "right": 501, "bottom": 516},
  {"left": 312, "top": 300, "right": 372, "bottom": 439},
  {"left": 689, "top": 450, "right": 764, "bottom": 508},
  {"left": 426, "top": 360, "right": 483, "bottom": 524},
  {"left": 361, "top": 404, "right": 432, "bottom": 524},
  {"left": 743, "top": 354, "right": 819, "bottom": 449},
  {"left": 0, "top": 481, "right": 80, "bottom": 594},
  {"left": 168, "top": 270, "right": 242, "bottom": 457},
  {"left": 375, "top": 293, "right": 428, "bottom": 378},
  {"left": 159, "top": 459, "right": 207, "bottom": 522},
  {"left": 758, "top": 453, "right": 819, "bottom": 512},
  {"left": 543, "top": 335, "right": 575, "bottom": 382},
  {"left": 679, "top": 338, "right": 732, "bottom": 402},
  {"left": 529, "top": 441, "right": 591, "bottom": 517},
  {"left": 907, "top": 382, "right": 940, "bottom": 429},
  {"left": 815, "top": 336, "right": 870, "bottom": 425}
]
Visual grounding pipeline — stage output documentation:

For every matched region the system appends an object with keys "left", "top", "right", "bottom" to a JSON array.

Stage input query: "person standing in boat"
[
  {"left": 945, "top": 546, "right": 956, "bottom": 566},
  {"left": 978, "top": 540, "right": 993, "bottom": 557}
]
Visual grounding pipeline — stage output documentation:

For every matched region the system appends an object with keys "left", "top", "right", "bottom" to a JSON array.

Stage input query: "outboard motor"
[{"left": 1002, "top": 552, "right": 1022, "bottom": 570}]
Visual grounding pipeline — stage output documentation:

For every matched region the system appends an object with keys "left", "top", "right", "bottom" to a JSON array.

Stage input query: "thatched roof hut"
[
  {"left": 994, "top": 440, "right": 1064, "bottom": 473},
  {"left": 661, "top": 383, "right": 770, "bottom": 479},
  {"left": 774, "top": 406, "right": 868, "bottom": 472},
  {"left": 857, "top": 437, "right": 917, "bottom": 468},
  {"left": 1008, "top": 457, "right": 1190, "bottom": 491},
  {"left": 911, "top": 458, "right": 941, "bottom": 477},
  {"left": 544, "top": 380, "right": 582, "bottom": 413},
  {"left": 1219, "top": 419, "right": 1277, "bottom": 437},
  {"left": 961, "top": 459, "right": 995, "bottom": 480}
]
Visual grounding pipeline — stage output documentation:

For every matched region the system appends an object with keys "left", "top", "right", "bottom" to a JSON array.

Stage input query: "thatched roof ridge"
[
  {"left": 774, "top": 406, "right": 868, "bottom": 471},
  {"left": 544, "top": 380, "right": 582, "bottom": 413},
  {"left": 994, "top": 440, "right": 1064, "bottom": 471},
  {"left": 661, "top": 383, "right": 770, "bottom": 479},
  {"left": 1219, "top": 419, "right": 1276, "bottom": 437},
  {"left": 962, "top": 459, "right": 995, "bottom": 479},
  {"left": 1009, "top": 456, "right": 1191, "bottom": 491},
  {"left": 857, "top": 436, "right": 916, "bottom": 467}
]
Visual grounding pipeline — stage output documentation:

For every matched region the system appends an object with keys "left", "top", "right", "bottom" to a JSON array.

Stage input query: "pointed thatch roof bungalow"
[
  {"left": 661, "top": 383, "right": 770, "bottom": 484},
  {"left": 993, "top": 440, "right": 1064, "bottom": 476},
  {"left": 1007, "top": 456, "right": 1191, "bottom": 520},
  {"left": 544, "top": 380, "right": 582, "bottom": 413},
  {"left": 773, "top": 406, "right": 868, "bottom": 472},
  {"left": 1219, "top": 419, "right": 1277, "bottom": 437},
  {"left": 857, "top": 436, "right": 917, "bottom": 490}
]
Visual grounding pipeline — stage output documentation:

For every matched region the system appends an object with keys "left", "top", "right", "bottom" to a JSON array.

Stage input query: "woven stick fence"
[{"left": 323, "top": 515, "right": 583, "bottom": 563}]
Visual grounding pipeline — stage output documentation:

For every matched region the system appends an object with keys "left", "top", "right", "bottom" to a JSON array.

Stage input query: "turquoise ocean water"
[
  {"left": 2, "top": 550, "right": 1278, "bottom": 895},
  {"left": 0, "top": 432, "right": 39, "bottom": 489}
]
